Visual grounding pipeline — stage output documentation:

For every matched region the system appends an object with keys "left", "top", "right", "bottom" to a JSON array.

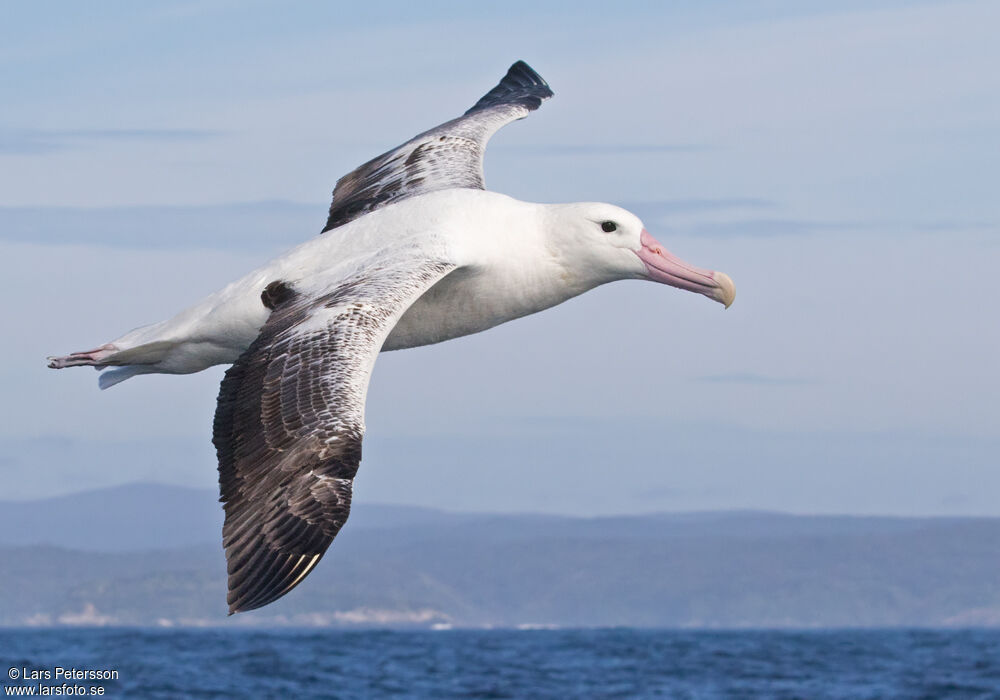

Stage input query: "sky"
[{"left": 2, "top": 0, "right": 997, "bottom": 515}]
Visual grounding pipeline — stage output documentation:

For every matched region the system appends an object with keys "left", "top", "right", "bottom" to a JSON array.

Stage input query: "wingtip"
[
  {"left": 465, "top": 60, "right": 554, "bottom": 115},
  {"left": 505, "top": 59, "right": 553, "bottom": 96},
  {"left": 509, "top": 59, "right": 544, "bottom": 81},
  {"left": 227, "top": 597, "right": 245, "bottom": 615}
]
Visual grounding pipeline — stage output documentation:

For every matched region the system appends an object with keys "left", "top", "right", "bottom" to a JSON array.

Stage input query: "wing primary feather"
[
  {"left": 464, "top": 60, "right": 553, "bottom": 115},
  {"left": 321, "top": 61, "right": 552, "bottom": 233},
  {"left": 214, "top": 260, "right": 457, "bottom": 613}
]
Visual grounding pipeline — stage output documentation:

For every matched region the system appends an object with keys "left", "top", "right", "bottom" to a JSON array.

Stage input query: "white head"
[{"left": 548, "top": 202, "right": 735, "bottom": 307}]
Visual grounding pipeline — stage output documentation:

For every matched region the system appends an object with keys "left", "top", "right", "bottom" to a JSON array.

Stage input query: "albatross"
[{"left": 48, "top": 61, "right": 735, "bottom": 613}]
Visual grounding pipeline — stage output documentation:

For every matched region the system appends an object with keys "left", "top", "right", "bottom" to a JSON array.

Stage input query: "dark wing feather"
[
  {"left": 321, "top": 60, "right": 553, "bottom": 233},
  {"left": 213, "top": 260, "right": 456, "bottom": 613}
]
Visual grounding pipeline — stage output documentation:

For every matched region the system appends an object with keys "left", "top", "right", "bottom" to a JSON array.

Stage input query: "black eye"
[{"left": 601, "top": 221, "right": 617, "bottom": 233}]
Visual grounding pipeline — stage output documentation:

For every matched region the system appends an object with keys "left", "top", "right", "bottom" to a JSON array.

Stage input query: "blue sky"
[{"left": 2, "top": 1, "right": 997, "bottom": 515}]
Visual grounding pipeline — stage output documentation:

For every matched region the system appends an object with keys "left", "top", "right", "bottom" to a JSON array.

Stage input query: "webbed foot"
[{"left": 47, "top": 344, "right": 118, "bottom": 369}]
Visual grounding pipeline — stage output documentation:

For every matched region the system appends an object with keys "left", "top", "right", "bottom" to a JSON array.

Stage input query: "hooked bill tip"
[{"left": 714, "top": 272, "right": 736, "bottom": 309}]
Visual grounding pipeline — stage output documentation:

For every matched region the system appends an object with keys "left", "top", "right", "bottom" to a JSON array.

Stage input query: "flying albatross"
[{"left": 48, "top": 61, "right": 735, "bottom": 613}]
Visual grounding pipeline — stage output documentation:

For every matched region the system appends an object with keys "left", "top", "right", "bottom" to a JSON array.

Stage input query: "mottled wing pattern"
[
  {"left": 321, "top": 60, "right": 553, "bottom": 232},
  {"left": 212, "top": 260, "right": 457, "bottom": 613}
]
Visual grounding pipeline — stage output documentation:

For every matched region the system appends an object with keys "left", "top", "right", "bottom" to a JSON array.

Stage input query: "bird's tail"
[
  {"left": 98, "top": 365, "right": 156, "bottom": 390},
  {"left": 48, "top": 338, "right": 177, "bottom": 389}
]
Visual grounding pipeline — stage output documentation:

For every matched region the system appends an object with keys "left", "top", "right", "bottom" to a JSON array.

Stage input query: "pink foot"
[{"left": 47, "top": 344, "right": 118, "bottom": 369}]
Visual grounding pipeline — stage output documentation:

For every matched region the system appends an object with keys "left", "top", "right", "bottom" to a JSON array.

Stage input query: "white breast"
[
  {"left": 383, "top": 192, "right": 596, "bottom": 351},
  {"left": 383, "top": 257, "right": 580, "bottom": 351}
]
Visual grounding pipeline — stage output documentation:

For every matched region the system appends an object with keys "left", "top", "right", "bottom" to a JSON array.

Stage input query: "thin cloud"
[
  {"left": 496, "top": 143, "right": 712, "bottom": 156},
  {"left": 911, "top": 221, "right": 999, "bottom": 235},
  {"left": 683, "top": 219, "right": 1000, "bottom": 238},
  {"left": 695, "top": 372, "right": 813, "bottom": 386},
  {"left": 0, "top": 128, "right": 218, "bottom": 155},
  {"left": 687, "top": 219, "right": 862, "bottom": 237},
  {"left": 627, "top": 198, "right": 776, "bottom": 215},
  {"left": 0, "top": 202, "right": 320, "bottom": 250}
]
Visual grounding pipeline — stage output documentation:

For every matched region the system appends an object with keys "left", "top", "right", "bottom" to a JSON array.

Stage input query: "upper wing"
[
  {"left": 321, "top": 60, "right": 553, "bottom": 233},
  {"left": 212, "top": 259, "right": 457, "bottom": 613}
]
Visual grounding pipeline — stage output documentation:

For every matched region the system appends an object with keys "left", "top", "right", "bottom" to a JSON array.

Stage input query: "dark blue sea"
[{"left": 2, "top": 628, "right": 999, "bottom": 699}]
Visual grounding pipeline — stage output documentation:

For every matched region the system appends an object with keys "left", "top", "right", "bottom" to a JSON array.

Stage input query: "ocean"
[{"left": 2, "top": 628, "right": 999, "bottom": 699}]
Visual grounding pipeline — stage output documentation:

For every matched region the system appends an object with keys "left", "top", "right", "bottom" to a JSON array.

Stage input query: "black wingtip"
[
  {"left": 223, "top": 547, "right": 329, "bottom": 614},
  {"left": 465, "top": 60, "right": 554, "bottom": 115},
  {"left": 508, "top": 60, "right": 549, "bottom": 86}
]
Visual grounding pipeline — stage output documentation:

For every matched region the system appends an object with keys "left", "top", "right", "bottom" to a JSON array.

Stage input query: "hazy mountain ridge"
[{"left": 2, "top": 484, "right": 999, "bottom": 628}]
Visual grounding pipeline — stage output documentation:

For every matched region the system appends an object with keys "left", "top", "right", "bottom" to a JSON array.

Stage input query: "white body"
[{"left": 105, "top": 190, "right": 645, "bottom": 377}]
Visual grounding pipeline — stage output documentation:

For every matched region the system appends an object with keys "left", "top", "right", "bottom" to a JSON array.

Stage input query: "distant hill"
[
  {"left": 0, "top": 483, "right": 222, "bottom": 552},
  {"left": 0, "top": 483, "right": 485, "bottom": 552},
  {"left": 1, "top": 484, "right": 999, "bottom": 628}
]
